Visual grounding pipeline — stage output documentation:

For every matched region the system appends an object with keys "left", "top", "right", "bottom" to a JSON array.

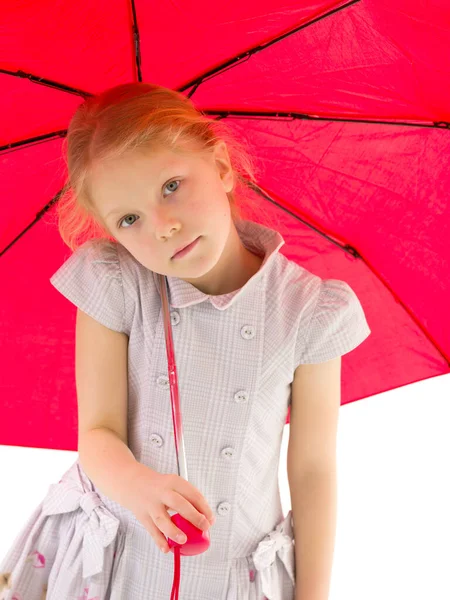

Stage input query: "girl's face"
[{"left": 88, "top": 141, "right": 235, "bottom": 281}]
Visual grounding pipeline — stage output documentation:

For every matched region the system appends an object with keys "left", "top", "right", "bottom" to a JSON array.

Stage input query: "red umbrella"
[{"left": 1, "top": 0, "right": 449, "bottom": 463}]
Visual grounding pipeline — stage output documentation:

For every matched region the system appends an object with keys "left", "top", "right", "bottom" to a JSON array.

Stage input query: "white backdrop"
[{"left": 1, "top": 373, "right": 449, "bottom": 599}]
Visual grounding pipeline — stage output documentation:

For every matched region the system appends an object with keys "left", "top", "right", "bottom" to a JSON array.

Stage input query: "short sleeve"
[
  {"left": 295, "top": 279, "right": 371, "bottom": 365},
  {"left": 49, "top": 239, "right": 126, "bottom": 333}
]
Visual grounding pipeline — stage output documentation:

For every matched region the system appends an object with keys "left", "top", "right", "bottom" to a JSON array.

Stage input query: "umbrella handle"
[
  {"left": 158, "top": 274, "right": 211, "bottom": 559},
  {"left": 167, "top": 513, "right": 211, "bottom": 555}
]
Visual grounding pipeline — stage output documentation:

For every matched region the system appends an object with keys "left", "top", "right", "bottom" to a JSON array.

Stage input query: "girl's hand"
[{"left": 123, "top": 462, "right": 216, "bottom": 553}]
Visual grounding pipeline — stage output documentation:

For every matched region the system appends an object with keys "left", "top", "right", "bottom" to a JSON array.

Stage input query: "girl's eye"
[
  {"left": 164, "top": 179, "right": 180, "bottom": 196},
  {"left": 118, "top": 180, "right": 181, "bottom": 229},
  {"left": 119, "top": 214, "right": 138, "bottom": 228}
]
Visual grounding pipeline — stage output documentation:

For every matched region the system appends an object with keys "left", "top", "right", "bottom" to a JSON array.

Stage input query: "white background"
[{"left": 1, "top": 373, "right": 449, "bottom": 599}]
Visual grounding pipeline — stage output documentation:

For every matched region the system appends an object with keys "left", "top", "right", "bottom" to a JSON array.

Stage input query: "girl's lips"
[{"left": 172, "top": 236, "right": 200, "bottom": 259}]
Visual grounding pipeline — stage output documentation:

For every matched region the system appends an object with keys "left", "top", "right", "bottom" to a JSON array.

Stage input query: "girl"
[{"left": 0, "top": 82, "right": 371, "bottom": 600}]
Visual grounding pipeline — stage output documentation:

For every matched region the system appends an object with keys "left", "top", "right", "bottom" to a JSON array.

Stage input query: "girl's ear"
[{"left": 213, "top": 141, "right": 235, "bottom": 194}]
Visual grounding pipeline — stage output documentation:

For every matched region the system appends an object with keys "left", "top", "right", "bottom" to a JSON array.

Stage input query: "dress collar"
[{"left": 152, "top": 219, "right": 285, "bottom": 311}]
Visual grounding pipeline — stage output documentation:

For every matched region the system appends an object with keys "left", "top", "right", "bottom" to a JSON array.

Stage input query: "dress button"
[
  {"left": 234, "top": 390, "right": 249, "bottom": 404},
  {"left": 240, "top": 325, "right": 255, "bottom": 339},
  {"left": 217, "top": 502, "right": 231, "bottom": 515},
  {"left": 170, "top": 311, "right": 180, "bottom": 326},
  {"left": 157, "top": 375, "right": 169, "bottom": 389},
  {"left": 150, "top": 434, "right": 163, "bottom": 447},
  {"left": 221, "top": 446, "right": 235, "bottom": 459}
]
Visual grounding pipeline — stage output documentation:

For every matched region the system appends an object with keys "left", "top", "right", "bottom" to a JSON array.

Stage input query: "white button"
[
  {"left": 221, "top": 447, "right": 235, "bottom": 459},
  {"left": 240, "top": 325, "right": 255, "bottom": 339},
  {"left": 234, "top": 390, "right": 249, "bottom": 403},
  {"left": 157, "top": 375, "right": 169, "bottom": 389},
  {"left": 150, "top": 434, "right": 163, "bottom": 447},
  {"left": 170, "top": 311, "right": 180, "bottom": 326},
  {"left": 217, "top": 502, "right": 231, "bottom": 515}
]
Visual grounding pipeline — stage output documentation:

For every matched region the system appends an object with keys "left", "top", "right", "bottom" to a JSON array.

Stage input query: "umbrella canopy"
[{"left": 1, "top": 0, "right": 449, "bottom": 452}]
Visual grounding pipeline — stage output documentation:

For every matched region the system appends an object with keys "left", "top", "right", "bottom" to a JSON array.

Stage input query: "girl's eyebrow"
[{"left": 105, "top": 207, "right": 126, "bottom": 219}]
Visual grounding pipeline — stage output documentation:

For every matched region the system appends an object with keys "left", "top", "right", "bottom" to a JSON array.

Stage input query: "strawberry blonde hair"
[{"left": 54, "top": 82, "right": 262, "bottom": 251}]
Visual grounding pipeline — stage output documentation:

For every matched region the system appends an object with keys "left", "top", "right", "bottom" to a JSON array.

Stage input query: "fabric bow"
[
  {"left": 42, "top": 475, "right": 120, "bottom": 578},
  {"left": 251, "top": 510, "right": 295, "bottom": 600}
]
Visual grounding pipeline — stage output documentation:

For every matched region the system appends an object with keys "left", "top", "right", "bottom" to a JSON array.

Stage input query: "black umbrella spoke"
[
  {"left": 0, "top": 189, "right": 62, "bottom": 258},
  {"left": 0, "top": 131, "right": 67, "bottom": 154},
  {"left": 0, "top": 68, "right": 92, "bottom": 98},
  {"left": 1, "top": 110, "right": 448, "bottom": 156},
  {"left": 179, "top": 0, "right": 362, "bottom": 98},
  {"left": 210, "top": 111, "right": 450, "bottom": 130},
  {"left": 130, "top": 0, "right": 143, "bottom": 82}
]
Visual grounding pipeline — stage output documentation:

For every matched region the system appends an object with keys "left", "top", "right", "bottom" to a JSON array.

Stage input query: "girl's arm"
[
  {"left": 79, "top": 427, "right": 143, "bottom": 509},
  {"left": 287, "top": 356, "right": 341, "bottom": 600},
  {"left": 75, "top": 308, "right": 143, "bottom": 508}
]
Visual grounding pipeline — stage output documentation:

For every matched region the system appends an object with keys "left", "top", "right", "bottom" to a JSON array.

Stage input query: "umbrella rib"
[
  {"left": 208, "top": 111, "right": 450, "bottom": 130},
  {"left": 1, "top": 112, "right": 448, "bottom": 156},
  {"left": 178, "top": 0, "right": 362, "bottom": 97},
  {"left": 0, "top": 68, "right": 92, "bottom": 98},
  {"left": 248, "top": 181, "right": 450, "bottom": 369},
  {"left": 0, "top": 189, "right": 63, "bottom": 258},
  {"left": 130, "top": 0, "right": 143, "bottom": 82}
]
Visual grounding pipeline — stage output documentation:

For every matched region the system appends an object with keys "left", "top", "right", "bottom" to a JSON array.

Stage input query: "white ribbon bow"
[
  {"left": 42, "top": 476, "right": 120, "bottom": 579},
  {"left": 251, "top": 511, "right": 295, "bottom": 600}
]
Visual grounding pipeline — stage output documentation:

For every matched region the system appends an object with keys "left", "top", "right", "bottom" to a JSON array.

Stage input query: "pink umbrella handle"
[{"left": 158, "top": 274, "right": 211, "bottom": 563}]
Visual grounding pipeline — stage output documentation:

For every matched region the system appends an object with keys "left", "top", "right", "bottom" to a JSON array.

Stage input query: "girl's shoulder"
[
  {"left": 272, "top": 252, "right": 360, "bottom": 308},
  {"left": 49, "top": 238, "right": 159, "bottom": 336},
  {"left": 269, "top": 252, "right": 322, "bottom": 305},
  {"left": 270, "top": 255, "right": 371, "bottom": 366}
]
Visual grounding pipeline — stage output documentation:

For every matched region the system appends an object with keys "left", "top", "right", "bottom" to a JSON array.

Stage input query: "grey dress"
[{"left": 0, "top": 219, "right": 371, "bottom": 600}]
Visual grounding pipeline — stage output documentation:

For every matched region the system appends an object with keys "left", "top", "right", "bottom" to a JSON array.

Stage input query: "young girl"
[{"left": 0, "top": 83, "right": 370, "bottom": 600}]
